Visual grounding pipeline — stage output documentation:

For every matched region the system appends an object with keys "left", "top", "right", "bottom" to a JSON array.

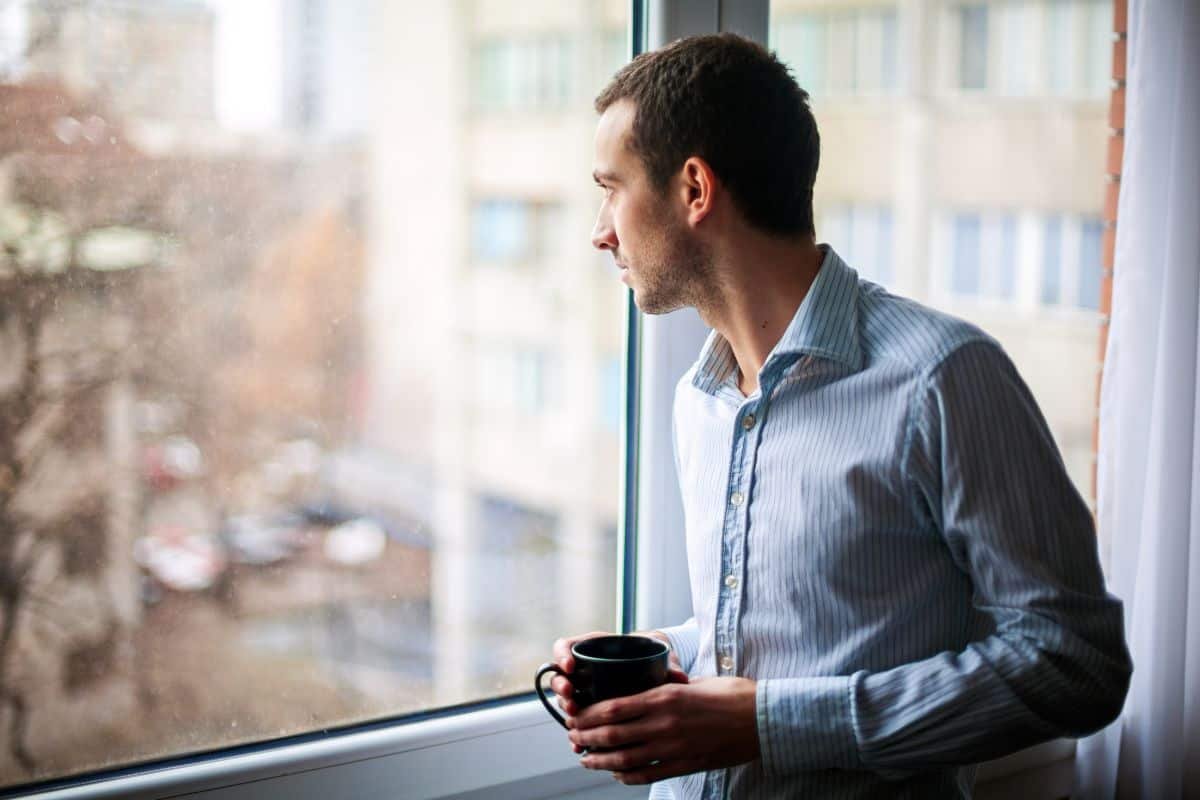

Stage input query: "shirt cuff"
[
  {"left": 656, "top": 618, "right": 700, "bottom": 674},
  {"left": 756, "top": 675, "right": 862, "bottom": 776}
]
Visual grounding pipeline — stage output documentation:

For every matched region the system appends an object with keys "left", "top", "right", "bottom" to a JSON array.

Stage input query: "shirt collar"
[{"left": 692, "top": 246, "right": 863, "bottom": 395}]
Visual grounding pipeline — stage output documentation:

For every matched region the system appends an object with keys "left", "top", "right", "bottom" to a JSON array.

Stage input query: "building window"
[
  {"left": 478, "top": 346, "right": 558, "bottom": 417},
  {"left": 958, "top": 5, "right": 989, "bottom": 90},
  {"left": 470, "top": 198, "right": 562, "bottom": 265},
  {"left": 472, "top": 37, "right": 573, "bottom": 112},
  {"left": 1042, "top": 215, "right": 1064, "bottom": 305},
  {"left": 955, "top": 0, "right": 1113, "bottom": 96},
  {"left": 947, "top": 212, "right": 1018, "bottom": 301},
  {"left": 770, "top": 5, "right": 899, "bottom": 97},
  {"left": 951, "top": 213, "right": 983, "bottom": 295},
  {"left": 820, "top": 203, "right": 894, "bottom": 286},
  {"left": 1079, "top": 219, "right": 1103, "bottom": 310},
  {"left": 1039, "top": 215, "right": 1104, "bottom": 311}
]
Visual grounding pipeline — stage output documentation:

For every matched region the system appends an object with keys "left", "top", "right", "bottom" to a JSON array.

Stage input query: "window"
[
  {"left": 1039, "top": 214, "right": 1105, "bottom": 311},
  {"left": 1042, "top": 214, "right": 1064, "bottom": 305},
  {"left": 0, "top": 0, "right": 628, "bottom": 792},
  {"left": 470, "top": 199, "right": 564, "bottom": 265},
  {"left": 769, "top": 5, "right": 899, "bottom": 97},
  {"left": 940, "top": 211, "right": 1017, "bottom": 302},
  {"left": 945, "top": 212, "right": 1018, "bottom": 301},
  {"left": 959, "top": 4, "right": 989, "bottom": 90},
  {"left": 951, "top": 213, "right": 983, "bottom": 294},
  {"left": 952, "top": 0, "right": 1113, "bottom": 96},
  {"left": 819, "top": 203, "right": 894, "bottom": 286},
  {"left": 1078, "top": 219, "right": 1103, "bottom": 309},
  {"left": 477, "top": 346, "right": 560, "bottom": 416},
  {"left": 472, "top": 37, "right": 573, "bottom": 112}
]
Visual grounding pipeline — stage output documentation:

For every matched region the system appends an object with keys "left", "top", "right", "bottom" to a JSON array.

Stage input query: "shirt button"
[
  {"left": 719, "top": 654, "right": 734, "bottom": 672},
  {"left": 742, "top": 413, "right": 756, "bottom": 430},
  {"left": 730, "top": 491, "right": 744, "bottom": 507},
  {"left": 724, "top": 574, "right": 738, "bottom": 589}
]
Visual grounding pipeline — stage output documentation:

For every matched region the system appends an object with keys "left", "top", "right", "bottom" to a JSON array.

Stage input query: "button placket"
[{"left": 716, "top": 406, "right": 751, "bottom": 682}]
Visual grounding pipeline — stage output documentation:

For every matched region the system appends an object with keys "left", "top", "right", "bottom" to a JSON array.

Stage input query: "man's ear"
[{"left": 678, "top": 156, "right": 716, "bottom": 227}]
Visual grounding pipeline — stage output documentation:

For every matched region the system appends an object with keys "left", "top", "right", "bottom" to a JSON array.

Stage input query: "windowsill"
[{"left": 18, "top": 694, "right": 1078, "bottom": 800}]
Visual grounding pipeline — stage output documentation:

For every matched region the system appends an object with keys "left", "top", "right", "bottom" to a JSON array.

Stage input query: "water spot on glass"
[
  {"left": 53, "top": 116, "right": 81, "bottom": 144},
  {"left": 82, "top": 115, "right": 107, "bottom": 142}
]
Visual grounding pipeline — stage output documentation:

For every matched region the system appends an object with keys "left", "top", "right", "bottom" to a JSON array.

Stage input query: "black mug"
[{"left": 535, "top": 634, "right": 670, "bottom": 729}]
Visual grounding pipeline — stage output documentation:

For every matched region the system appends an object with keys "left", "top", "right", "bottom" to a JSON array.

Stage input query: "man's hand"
[
  {"left": 549, "top": 631, "right": 688, "bottom": 733},
  {"left": 567, "top": 676, "right": 760, "bottom": 785}
]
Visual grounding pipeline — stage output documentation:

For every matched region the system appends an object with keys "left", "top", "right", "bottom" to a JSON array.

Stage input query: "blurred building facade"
[
  {"left": 772, "top": 0, "right": 1111, "bottom": 496},
  {"left": 11, "top": 0, "right": 215, "bottom": 124},
  {"left": 364, "top": 0, "right": 628, "bottom": 703},
  {"left": 281, "top": 0, "right": 370, "bottom": 139}
]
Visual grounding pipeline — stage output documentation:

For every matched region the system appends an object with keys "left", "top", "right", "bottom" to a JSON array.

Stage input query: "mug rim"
[{"left": 571, "top": 634, "right": 669, "bottom": 663}]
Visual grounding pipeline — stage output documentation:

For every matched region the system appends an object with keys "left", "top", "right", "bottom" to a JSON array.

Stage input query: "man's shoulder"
[{"left": 856, "top": 281, "right": 999, "bottom": 377}]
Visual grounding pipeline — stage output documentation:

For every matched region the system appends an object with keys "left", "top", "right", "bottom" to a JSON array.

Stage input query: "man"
[{"left": 550, "top": 33, "right": 1131, "bottom": 799}]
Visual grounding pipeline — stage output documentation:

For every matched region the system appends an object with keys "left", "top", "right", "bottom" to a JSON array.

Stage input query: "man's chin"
[{"left": 631, "top": 289, "right": 685, "bottom": 316}]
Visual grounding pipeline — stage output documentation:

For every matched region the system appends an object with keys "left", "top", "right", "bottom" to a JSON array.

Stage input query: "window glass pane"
[
  {"left": 0, "top": 0, "right": 629, "bottom": 789},
  {"left": 999, "top": 2, "right": 1030, "bottom": 95},
  {"left": 1042, "top": 214, "right": 1064, "bottom": 305},
  {"left": 770, "top": 0, "right": 1110, "bottom": 545},
  {"left": 952, "top": 213, "right": 982, "bottom": 295},
  {"left": 1085, "top": 0, "right": 1114, "bottom": 97},
  {"left": 473, "top": 199, "right": 531, "bottom": 262},
  {"left": 880, "top": 9, "right": 899, "bottom": 93},
  {"left": 995, "top": 214, "right": 1017, "bottom": 299},
  {"left": 959, "top": 5, "right": 989, "bottom": 90},
  {"left": 875, "top": 207, "right": 894, "bottom": 286},
  {"left": 772, "top": 15, "right": 826, "bottom": 95},
  {"left": 827, "top": 12, "right": 857, "bottom": 94},
  {"left": 1078, "top": 218, "right": 1104, "bottom": 310},
  {"left": 1045, "top": 0, "right": 1072, "bottom": 94}
]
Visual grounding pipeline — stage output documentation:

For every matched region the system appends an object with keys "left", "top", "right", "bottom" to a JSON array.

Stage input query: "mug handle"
[{"left": 534, "top": 662, "right": 570, "bottom": 729}]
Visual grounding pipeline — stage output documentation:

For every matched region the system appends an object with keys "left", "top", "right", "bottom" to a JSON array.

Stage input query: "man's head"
[{"left": 590, "top": 33, "right": 820, "bottom": 313}]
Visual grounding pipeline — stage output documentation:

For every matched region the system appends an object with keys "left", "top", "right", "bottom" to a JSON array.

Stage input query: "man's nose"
[{"left": 591, "top": 211, "right": 616, "bottom": 252}]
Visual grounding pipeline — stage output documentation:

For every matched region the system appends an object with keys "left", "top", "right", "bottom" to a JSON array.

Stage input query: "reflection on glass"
[
  {"left": 771, "top": 0, "right": 1111, "bottom": 516},
  {"left": 0, "top": 0, "right": 629, "bottom": 789}
]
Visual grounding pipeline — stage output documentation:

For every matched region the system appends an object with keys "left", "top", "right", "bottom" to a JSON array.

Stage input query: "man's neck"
[{"left": 698, "top": 237, "right": 824, "bottom": 398}]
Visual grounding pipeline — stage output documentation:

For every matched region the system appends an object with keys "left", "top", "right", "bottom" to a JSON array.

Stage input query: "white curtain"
[{"left": 1073, "top": 1, "right": 1200, "bottom": 797}]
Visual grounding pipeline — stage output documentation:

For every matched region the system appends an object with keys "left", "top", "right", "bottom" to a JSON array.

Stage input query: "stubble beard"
[{"left": 631, "top": 214, "right": 714, "bottom": 316}]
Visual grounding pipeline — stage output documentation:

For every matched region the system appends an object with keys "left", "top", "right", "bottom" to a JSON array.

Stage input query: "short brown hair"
[{"left": 595, "top": 33, "right": 820, "bottom": 238}]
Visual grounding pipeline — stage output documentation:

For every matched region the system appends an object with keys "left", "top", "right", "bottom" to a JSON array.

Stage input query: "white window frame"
[{"left": 12, "top": 2, "right": 1078, "bottom": 797}]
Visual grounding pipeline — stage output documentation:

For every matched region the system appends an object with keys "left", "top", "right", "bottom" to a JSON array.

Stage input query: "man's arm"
[{"left": 755, "top": 340, "right": 1132, "bottom": 778}]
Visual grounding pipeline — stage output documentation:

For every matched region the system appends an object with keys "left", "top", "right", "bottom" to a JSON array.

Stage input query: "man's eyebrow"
[{"left": 592, "top": 170, "right": 619, "bottom": 185}]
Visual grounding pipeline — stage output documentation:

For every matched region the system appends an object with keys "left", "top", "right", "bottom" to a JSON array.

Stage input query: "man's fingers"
[
  {"left": 667, "top": 667, "right": 689, "bottom": 684},
  {"left": 609, "top": 758, "right": 703, "bottom": 786},
  {"left": 553, "top": 631, "right": 612, "bottom": 671},
  {"left": 550, "top": 674, "right": 574, "bottom": 698},
  {"left": 570, "top": 715, "right": 669, "bottom": 752},
  {"left": 578, "top": 741, "right": 682, "bottom": 775}
]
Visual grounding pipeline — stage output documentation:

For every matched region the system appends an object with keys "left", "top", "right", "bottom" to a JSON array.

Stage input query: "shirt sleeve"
[
  {"left": 755, "top": 339, "right": 1132, "bottom": 778},
  {"left": 657, "top": 617, "right": 700, "bottom": 674}
]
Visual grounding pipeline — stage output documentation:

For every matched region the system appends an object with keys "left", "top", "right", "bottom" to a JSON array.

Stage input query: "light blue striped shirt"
[{"left": 650, "top": 247, "right": 1130, "bottom": 799}]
